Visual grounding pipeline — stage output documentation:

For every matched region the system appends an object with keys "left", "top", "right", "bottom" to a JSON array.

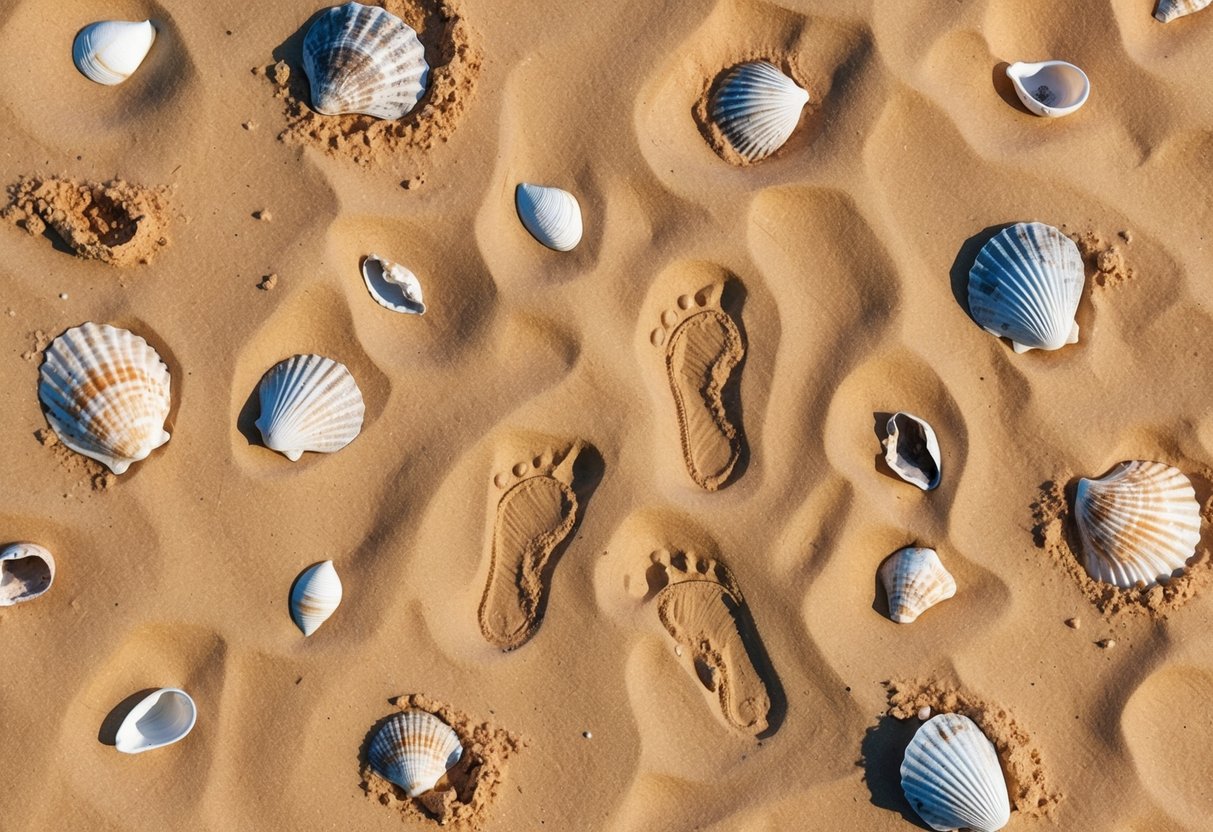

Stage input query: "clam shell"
[
  {"left": 968, "top": 222, "right": 1084, "bottom": 353},
  {"left": 710, "top": 61, "right": 809, "bottom": 162},
  {"left": 369, "top": 709, "right": 463, "bottom": 797},
  {"left": 254, "top": 354, "right": 365, "bottom": 462},
  {"left": 882, "top": 412, "right": 941, "bottom": 491},
  {"left": 290, "top": 560, "right": 343, "bottom": 636},
  {"left": 361, "top": 253, "right": 426, "bottom": 315},
  {"left": 302, "top": 2, "right": 429, "bottom": 120},
  {"left": 114, "top": 688, "right": 197, "bottom": 754},
  {"left": 1005, "top": 60, "right": 1090, "bottom": 118},
  {"left": 73, "top": 20, "right": 156, "bottom": 86},
  {"left": 1155, "top": 0, "right": 1212, "bottom": 21},
  {"left": 515, "top": 183, "right": 583, "bottom": 252},
  {"left": 879, "top": 547, "right": 956, "bottom": 624},
  {"left": 1074, "top": 460, "right": 1202, "bottom": 588},
  {"left": 0, "top": 543, "right": 55, "bottom": 607},
  {"left": 901, "top": 713, "right": 1011, "bottom": 832},
  {"left": 39, "top": 322, "right": 172, "bottom": 474}
]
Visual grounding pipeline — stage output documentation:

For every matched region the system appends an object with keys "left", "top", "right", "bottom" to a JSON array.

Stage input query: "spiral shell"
[
  {"left": 114, "top": 688, "right": 197, "bottom": 754},
  {"left": 879, "top": 547, "right": 957, "bottom": 624},
  {"left": 1154, "top": 0, "right": 1212, "bottom": 22},
  {"left": 254, "top": 354, "right": 365, "bottom": 462},
  {"left": 73, "top": 20, "right": 156, "bottom": 86},
  {"left": 290, "top": 560, "right": 343, "bottom": 636},
  {"left": 369, "top": 709, "right": 463, "bottom": 797},
  {"left": 882, "top": 412, "right": 941, "bottom": 491},
  {"left": 901, "top": 713, "right": 1011, "bottom": 832},
  {"left": 710, "top": 61, "right": 809, "bottom": 162},
  {"left": 515, "top": 183, "right": 583, "bottom": 252},
  {"left": 0, "top": 543, "right": 55, "bottom": 607}
]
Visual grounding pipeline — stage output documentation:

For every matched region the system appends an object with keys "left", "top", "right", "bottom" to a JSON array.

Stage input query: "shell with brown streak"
[
  {"left": 368, "top": 709, "right": 463, "bottom": 797},
  {"left": 1154, "top": 0, "right": 1211, "bottom": 22}
]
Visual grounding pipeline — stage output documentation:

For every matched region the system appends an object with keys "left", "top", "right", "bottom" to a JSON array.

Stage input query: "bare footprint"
[
  {"left": 652, "top": 549, "right": 770, "bottom": 734},
  {"left": 650, "top": 282, "right": 744, "bottom": 491}
]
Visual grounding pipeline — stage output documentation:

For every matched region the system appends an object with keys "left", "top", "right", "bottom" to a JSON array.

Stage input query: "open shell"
[
  {"left": 882, "top": 412, "right": 941, "bottom": 491},
  {"left": 0, "top": 543, "right": 55, "bottom": 607},
  {"left": 114, "top": 688, "right": 197, "bottom": 754},
  {"left": 879, "top": 547, "right": 956, "bottom": 624},
  {"left": 361, "top": 253, "right": 425, "bottom": 315},
  {"left": 1155, "top": 0, "right": 1212, "bottom": 22},
  {"left": 290, "top": 560, "right": 343, "bottom": 636},
  {"left": 901, "top": 713, "right": 1011, "bottom": 832},
  {"left": 710, "top": 61, "right": 809, "bottom": 162},
  {"left": 73, "top": 20, "right": 156, "bottom": 86},
  {"left": 515, "top": 183, "right": 583, "bottom": 252},
  {"left": 369, "top": 709, "right": 463, "bottom": 797},
  {"left": 1005, "top": 61, "right": 1090, "bottom": 118},
  {"left": 254, "top": 354, "right": 365, "bottom": 462}
]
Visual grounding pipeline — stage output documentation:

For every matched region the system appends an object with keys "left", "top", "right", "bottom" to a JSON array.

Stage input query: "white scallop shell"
[
  {"left": 114, "top": 688, "right": 197, "bottom": 754},
  {"left": 39, "top": 322, "right": 172, "bottom": 474},
  {"left": 1155, "top": 0, "right": 1212, "bottom": 22},
  {"left": 302, "top": 2, "right": 429, "bottom": 120},
  {"left": 968, "top": 222, "right": 1084, "bottom": 353},
  {"left": 882, "top": 412, "right": 941, "bottom": 491},
  {"left": 369, "top": 709, "right": 463, "bottom": 797},
  {"left": 879, "top": 547, "right": 956, "bottom": 624},
  {"left": 290, "top": 560, "right": 343, "bottom": 636},
  {"left": 254, "top": 355, "right": 365, "bottom": 462},
  {"left": 515, "top": 183, "right": 583, "bottom": 252},
  {"left": 0, "top": 543, "right": 55, "bottom": 607},
  {"left": 362, "top": 253, "right": 426, "bottom": 315},
  {"left": 73, "top": 20, "right": 156, "bottom": 86},
  {"left": 901, "top": 713, "right": 1011, "bottom": 832},
  {"left": 710, "top": 61, "right": 809, "bottom": 162},
  {"left": 1005, "top": 61, "right": 1090, "bottom": 118},
  {"left": 1074, "top": 460, "right": 1202, "bottom": 588}
]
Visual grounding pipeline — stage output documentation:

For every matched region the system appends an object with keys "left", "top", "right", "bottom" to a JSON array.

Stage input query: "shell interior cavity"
[
  {"left": 710, "top": 60, "right": 809, "bottom": 162},
  {"left": 302, "top": 2, "right": 429, "bottom": 120},
  {"left": 114, "top": 688, "right": 197, "bottom": 754},
  {"left": 0, "top": 543, "right": 55, "bottom": 607},
  {"left": 73, "top": 20, "right": 156, "bottom": 86},
  {"left": 369, "top": 709, "right": 463, "bottom": 797},
  {"left": 255, "top": 354, "right": 366, "bottom": 462},
  {"left": 39, "top": 322, "right": 172, "bottom": 474},
  {"left": 882, "top": 412, "right": 941, "bottom": 491},
  {"left": 968, "top": 221, "right": 1084, "bottom": 353},
  {"left": 901, "top": 713, "right": 1011, "bottom": 832},
  {"left": 1074, "top": 460, "right": 1202, "bottom": 589},
  {"left": 1155, "top": 0, "right": 1212, "bottom": 22},
  {"left": 879, "top": 547, "right": 957, "bottom": 624},
  {"left": 1005, "top": 61, "right": 1090, "bottom": 118},
  {"left": 290, "top": 560, "right": 343, "bottom": 636},
  {"left": 361, "top": 253, "right": 426, "bottom": 315},
  {"left": 515, "top": 183, "right": 583, "bottom": 252}
]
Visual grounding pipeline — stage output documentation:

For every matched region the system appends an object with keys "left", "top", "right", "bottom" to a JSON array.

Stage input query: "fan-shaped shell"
[
  {"left": 901, "top": 713, "right": 1011, "bottom": 832},
  {"left": 0, "top": 543, "right": 55, "bottom": 607},
  {"left": 254, "top": 354, "right": 365, "bottom": 462},
  {"left": 1005, "top": 60, "right": 1090, "bottom": 118},
  {"left": 302, "top": 2, "right": 429, "bottom": 120},
  {"left": 710, "top": 61, "right": 809, "bottom": 162},
  {"left": 879, "top": 547, "right": 956, "bottom": 624},
  {"left": 114, "top": 688, "right": 197, "bottom": 754},
  {"left": 515, "top": 183, "right": 583, "bottom": 252},
  {"left": 39, "top": 322, "right": 172, "bottom": 474},
  {"left": 968, "top": 221, "right": 1084, "bottom": 353},
  {"left": 73, "top": 20, "right": 156, "bottom": 86},
  {"left": 1074, "top": 460, "right": 1202, "bottom": 588},
  {"left": 290, "top": 560, "right": 343, "bottom": 636},
  {"left": 1155, "top": 0, "right": 1211, "bottom": 22},
  {"left": 362, "top": 253, "right": 426, "bottom": 315},
  {"left": 882, "top": 412, "right": 941, "bottom": 491},
  {"left": 369, "top": 709, "right": 463, "bottom": 797}
]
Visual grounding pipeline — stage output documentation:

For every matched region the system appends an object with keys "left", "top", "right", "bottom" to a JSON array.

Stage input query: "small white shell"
[
  {"left": 901, "top": 713, "right": 1011, "bottom": 832},
  {"left": 290, "top": 560, "right": 343, "bottom": 636},
  {"left": 515, "top": 183, "right": 583, "bottom": 252},
  {"left": 0, "top": 543, "right": 55, "bottom": 607},
  {"left": 73, "top": 20, "right": 156, "bottom": 86},
  {"left": 1006, "top": 61, "right": 1090, "bottom": 118},
  {"left": 1074, "top": 460, "right": 1202, "bottom": 588},
  {"left": 968, "top": 222, "right": 1084, "bottom": 353},
  {"left": 710, "top": 61, "right": 809, "bottom": 162},
  {"left": 369, "top": 709, "right": 463, "bottom": 797},
  {"left": 879, "top": 547, "right": 957, "bottom": 624},
  {"left": 254, "top": 354, "right": 365, "bottom": 462},
  {"left": 361, "top": 254, "right": 426, "bottom": 315},
  {"left": 39, "top": 322, "right": 172, "bottom": 474},
  {"left": 114, "top": 688, "right": 197, "bottom": 754},
  {"left": 1155, "top": 0, "right": 1212, "bottom": 22},
  {"left": 882, "top": 412, "right": 941, "bottom": 491},
  {"left": 302, "top": 2, "right": 429, "bottom": 120}
]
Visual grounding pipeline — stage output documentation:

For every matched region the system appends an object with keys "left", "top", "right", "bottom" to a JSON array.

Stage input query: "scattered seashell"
[
  {"left": 901, "top": 713, "right": 1011, "bottom": 832},
  {"left": 1098, "top": 638, "right": 1116, "bottom": 649},
  {"left": 73, "top": 20, "right": 156, "bottom": 86},
  {"left": 710, "top": 61, "right": 809, "bottom": 162},
  {"left": 917, "top": 705, "right": 932, "bottom": 721},
  {"left": 879, "top": 547, "right": 957, "bottom": 624},
  {"left": 254, "top": 354, "right": 365, "bottom": 462},
  {"left": 1154, "top": 0, "right": 1212, "bottom": 22},
  {"left": 39, "top": 322, "right": 172, "bottom": 474},
  {"left": 1073, "top": 460, "right": 1201, "bottom": 588},
  {"left": 369, "top": 709, "right": 463, "bottom": 797},
  {"left": 361, "top": 254, "right": 426, "bottom": 315},
  {"left": 1005, "top": 61, "right": 1090, "bottom": 118},
  {"left": 882, "top": 412, "right": 941, "bottom": 491},
  {"left": 114, "top": 688, "right": 197, "bottom": 754},
  {"left": 302, "top": 2, "right": 429, "bottom": 119},
  {"left": 1065, "top": 617, "right": 1080, "bottom": 629},
  {"left": 968, "top": 222, "right": 1084, "bottom": 353},
  {"left": 515, "top": 183, "right": 583, "bottom": 252},
  {"left": 290, "top": 560, "right": 343, "bottom": 636},
  {"left": 0, "top": 543, "right": 55, "bottom": 606}
]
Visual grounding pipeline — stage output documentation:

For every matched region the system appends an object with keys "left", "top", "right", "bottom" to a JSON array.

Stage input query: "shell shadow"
[
  {"left": 871, "top": 410, "right": 900, "bottom": 484},
  {"left": 949, "top": 223, "right": 1016, "bottom": 323},
  {"left": 870, "top": 549, "right": 895, "bottom": 618},
  {"left": 719, "top": 278, "right": 750, "bottom": 487},
  {"left": 992, "top": 61, "right": 1032, "bottom": 114},
  {"left": 98, "top": 688, "right": 159, "bottom": 746},
  {"left": 235, "top": 381, "right": 264, "bottom": 449},
  {"left": 858, "top": 715, "right": 931, "bottom": 829}
]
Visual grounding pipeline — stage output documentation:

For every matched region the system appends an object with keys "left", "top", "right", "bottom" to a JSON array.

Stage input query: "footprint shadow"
[
  {"left": 97, "top": 687, "right": 159, "bottom": 747},
  {"left": 738, "top": 603, "right": 786, "bottom": 739},
  {"left": 949, "top": 222, "right": 1015, "bottom": 322},
  {"left": 858, "top": 716, "right": 931, "bottom": 829},
  {"left": 719, "top": 278, "right": 750, "bottom": 486}
]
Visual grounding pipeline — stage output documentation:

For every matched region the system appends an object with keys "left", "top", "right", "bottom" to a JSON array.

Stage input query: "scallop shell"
[
  {"left": 362, "top": 253, "right": 426, "bottom": 315},
  {"left": 901, "top": 713, "right": 1011, "bottom": 832},
  {"left": 1074, "top": 460, "right": 1202, "bottom": 588},
  {"left": 1005, "top": 60, "right": 1090, "bottom": 118},
  {"left": 879, "top": 547, "right": 957, "bottom": 624},
  {"left": 968, "top": 221, "right": 1084, "bottom": 353},
  {"left": 290, "top": 560, "right": 343, "bottom": 636},
  {"left": 73, "top": 20, "right": 156, "bottom": 86},
  {"left": 1155, "top": 0, "right": 1212, "bottom": 22},
  {"left": 710, "top": 61, "right": 809, "bottom": 162},
  {"left": 114, "top": 688, "right": 197, "bottom": 754},
  {"left": 39, "top": 322, "right": 172, "bottom": 474},
  {"left": 302, "top": 2, "right": 429, "bottom": 120},
  {"left": 0, "top": 543, "right": 55, "bottom": 607},
  {"left": 515, "top": 183, "right": 583, "bottom": 252},
  {"left": 882, "top": 412, "right": 941, "bottom": 491},
  {"left": 254, "top": 354, "right": 365, "bottom": 462},
  {"left": 369, "top": 709, "right": 463, "bottom": 797}
]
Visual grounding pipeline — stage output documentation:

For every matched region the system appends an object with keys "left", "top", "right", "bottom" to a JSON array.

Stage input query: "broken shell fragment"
[
  {"left": 882, "top": 412, "right": 941, "bottom": 490},
  {"left": 0, "top": 543, "right": 55, "bottom": 606},
  {"left": 361, "top": 254, "right": 426, "bottom": 315}
]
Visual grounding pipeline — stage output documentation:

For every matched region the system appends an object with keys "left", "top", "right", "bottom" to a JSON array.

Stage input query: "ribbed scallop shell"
[
  {"left": 710, "top": 61, "right": 809, "bottom": 162},
  {"left": 302, "top": 2, "right": 429, "bottom": 120},
  {"left": 883, "top": 412, "right": 941, "bottom": 491},
  {"left": 0, "top": 543, "right": 55, "bottom": 607},
  {"left": 362, "top": 253, "right": 426, "bottom": 315},
  {"left": 255, "top": 355, "right": 365, "bottom": 462},
  {"left": 901, "top": 713, "right": 1011, "bottom": 832},
  {"left": 369, "top": 709, "right": 463, "bottom": 797},
  {"left": 73, "top": 20, "right": 156, "bottom": 86},
  {"left": 1155, "top": 0, "right": 1211, "bottom": 22},
  {"left": 39, "top": 322, "right": 171, "bottom": 474},
  {"left": 290, "top": 560, "right": 343, "bottom": 636},
  {"left": 515, "top": 183, "right": 583, "bottom": 252},
  {"left": 968, "top": 222, "right": 1084, "bottom": 353},
  {"left": 879, "top": 547, "right": 957, "bottom": 624},
  {"left": 1074, "top": 460, "right": 1202, "bottom": 588},
  {"left": 115, "top": 687, "right": 197, "bottom": 754}
]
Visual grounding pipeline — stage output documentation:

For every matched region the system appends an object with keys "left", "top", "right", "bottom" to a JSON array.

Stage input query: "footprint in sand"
[
  {"left": 652, "top": 549, "right": 771, "bottom": 734},
  {"left": 650, "top": 282, "right": 745, "bottom": 491}
]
